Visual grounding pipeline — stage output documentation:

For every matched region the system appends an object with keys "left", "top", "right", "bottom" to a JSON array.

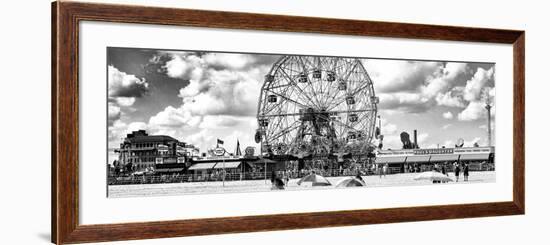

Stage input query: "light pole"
[
  {"left": 214, "top": 146, "right": 226, "bottom": 187},
  {"left": 485, "top": 103, "right": 492, "bottom": 147}
]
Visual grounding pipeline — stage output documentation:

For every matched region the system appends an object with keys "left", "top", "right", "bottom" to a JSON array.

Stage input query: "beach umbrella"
[
  {"left": 335, "top": 177, "right": 366, "bottom": 187},
  {"left": 297, "top": 173, "right": 331, "bottom": 186},
  {"left": 414, "top": 171, "right": 453, "bottom": 182}
]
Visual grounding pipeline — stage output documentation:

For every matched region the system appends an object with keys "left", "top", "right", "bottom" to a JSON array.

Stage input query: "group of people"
[
  {"left": 372, "top": 163, "right": 389, "bottom": 178},
  {"left": 433, "top": 162, "right": 470, "bottom": 182}
]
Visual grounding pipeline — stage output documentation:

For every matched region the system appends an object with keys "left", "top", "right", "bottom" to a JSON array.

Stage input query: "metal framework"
[{"left": 257, "top": 55, "right": 378, "bottom": 164}]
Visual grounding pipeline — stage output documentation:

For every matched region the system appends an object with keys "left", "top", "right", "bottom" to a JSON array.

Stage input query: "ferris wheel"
[{"left": 256, "top": 55, "right": 378, "bottom": 159}]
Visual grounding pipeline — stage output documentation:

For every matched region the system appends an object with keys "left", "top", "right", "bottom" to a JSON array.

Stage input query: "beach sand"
[{"left": 108, "top": 171, "right": 495, "bottom": 198}]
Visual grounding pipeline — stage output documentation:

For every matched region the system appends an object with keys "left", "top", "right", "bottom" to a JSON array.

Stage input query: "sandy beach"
[{"left": 108, "top": 171, "right": 495, "bottom": 198}]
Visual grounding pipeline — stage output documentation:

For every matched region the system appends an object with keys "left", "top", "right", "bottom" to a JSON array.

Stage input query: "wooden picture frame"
[{"left": 52, "top": 1, "right": 525, "bottom": 244}]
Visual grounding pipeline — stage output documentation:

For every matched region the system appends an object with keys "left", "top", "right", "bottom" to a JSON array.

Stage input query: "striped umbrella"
[
  {"left": 297, "top": 173, "right": 331, "bottom": 186},
  {"left": 335, "top": 177, "right": 366, "bottom": 187}
]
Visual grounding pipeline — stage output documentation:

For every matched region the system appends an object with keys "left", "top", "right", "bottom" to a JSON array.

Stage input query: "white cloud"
[
  {"left": 443, "top": 140, "right": 455, "bottom": 148},
  {"left": 107, "top": 52, "right": 275, "bottom": 152},
  {"left": 381, "top": 135, "right": 402, "bottom": 150},
  {"left": 442, "top": 111, "right": 453, "bottom": 119},
  {"left": 379, "top": 117, "right": 397, "bottom": 135},
  {"left": 148, "top": 105, "right": 201, "bottom": 128},
  {"left": 108, "top": 65, "right": 149, "bottom": 98},
  {"left": 203, "top": 53, "right": 256, "bottom": 70},
  {"left": 377, "top": 92, "right": 431, "bottom": 113},
  {"left": 373, "top": 61, "right": 474, "bottom": 113},
  {"left": 107, "top": 66, "right": 149, "bottom": 131},
  {"left": 115, "top": 97, "right": 136, "bottom": 107},
  {"left": 435, "top": 90, "right": 465, "bottom": 107},
  {"left": 181, "top": 117, "right": 259, "bottom": 152},
  {"left": 364, "top": 59, "right": 440, "bottom": 93},
  {"left": 199, "top": 115, "right": 253, "bottom": 129},
  {"left": 464, "top": 137, "right": 481, "bottom": 147},
  {"left": 184, "top": 129, "right": 216, "bottom": 151},
  {"left": 422, "top": 62, "right": 468, "bottom": 98},
  {"left": 442, "top": 124, "right": 452, "bottom": 130},
  {"left": 108, "top": 102, "right": 121, "bottom": 126},
  {"left": 457, "top": 70, "right": 495, "bottom": 121},
  {"left": 464, "top": 67, "right": 494, "bottom": 102},
  {"left": 178, "top": 66, "right": 266, "bottom": 117},
  {"left": 425, "top": 143, "right": 438, "bottom": 149},
  {"left": 164, "top": 54, "right": 204, "bottom": 80},
  {"left": 417, "top": 133, "right": 429, "bottom": 145},
  {"left": 457, "top": 101, "right": 487, "bottom": 121}
]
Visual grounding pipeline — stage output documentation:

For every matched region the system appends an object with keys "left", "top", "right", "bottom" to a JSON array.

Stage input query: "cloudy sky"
[{"left": 107, "top": 47, "right": 495, "bottom": 164}]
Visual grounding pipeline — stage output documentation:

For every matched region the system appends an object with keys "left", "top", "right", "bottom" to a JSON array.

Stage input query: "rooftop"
[{"left": 124, "top": 130, "right": 179, "bottom": 143}]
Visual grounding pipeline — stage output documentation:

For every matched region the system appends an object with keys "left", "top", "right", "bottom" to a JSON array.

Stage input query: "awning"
[
  {"left": 248, "top": 158, "right": 278, "bottom": 165},
  {"left": 212, "top": 161, "right": 243, "bottom": 169},
  {"left": 429, "top": 154, "right": 459, "bottom": 162},
  {"left": 155, "top": 168, "right": 184, "bottom": 173},
  {"left": 375, "top": 156, "right": 406, "bottom": 164},
  {"left": 188, "top": 162, "right": 217, "bottom": 170},
  {"left": 459, "top": 153, "right": 490, "bottom": 161},
  {"left": 406, "top": 155, "right": 431, "bottom": 163}
]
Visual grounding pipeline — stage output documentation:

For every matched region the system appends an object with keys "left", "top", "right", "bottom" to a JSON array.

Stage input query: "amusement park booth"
[
  {"left": 187, "top": 157, "right": 254, "bottom": 181},
  {"left": 376, "top": 146, "right": 495, "bottom": 173},
  {"left": 374, "top": 155, "right": 407, "bottom": 174}
]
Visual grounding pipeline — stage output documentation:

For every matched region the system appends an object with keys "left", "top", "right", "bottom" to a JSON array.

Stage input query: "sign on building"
[
  {"left": 245, "top": 146, "right": 255, "bottom": 157},
  {"left": 414, "top": 148, "right": 454, "bottom": 155},
  {"left": 213, "top": 147, "right": 226, "bottom": 156},
  {"left": 155, "top": 157, "right": 163, "bottom": 164}
]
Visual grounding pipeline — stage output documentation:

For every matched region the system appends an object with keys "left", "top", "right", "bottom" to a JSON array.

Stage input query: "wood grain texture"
[
  {"left": 512, "top": 33, "right": 525, "bottom": 213},
  {"left": 51, "top": 2, "right": 58, "bottom": 243},
  {"left": 51, "top": 1, "right": 525, "bottom": 244}
]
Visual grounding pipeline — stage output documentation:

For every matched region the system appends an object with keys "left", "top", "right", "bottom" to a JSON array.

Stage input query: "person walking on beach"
[
  {"left": 382, "top": 163, "right": 388, "bottom": 178},
  {"left": 463, "top": 163, "right": 469, "bottom": 181},
  {"left": 454, "top": 162, "right": 460, "bottom": 182},
  {"left": 441, "top": 162, "right": 447, "bottom": 176}
]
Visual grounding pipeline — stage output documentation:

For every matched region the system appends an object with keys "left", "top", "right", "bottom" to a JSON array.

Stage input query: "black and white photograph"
[{"left": 107, "top": 47, "right": 496, "bottom": 198}]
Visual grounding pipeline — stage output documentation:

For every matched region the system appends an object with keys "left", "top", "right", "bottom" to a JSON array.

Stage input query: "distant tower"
[
  {"left": 485, "top": 103, "right": 492, "bottom": 146},
  {"left": 377, "top": 115, "right": 383, "bottom": 149},
  {"left": 378, "top": 115, "right": 382, "bottom": 133},
  {"left": 413, "top": 129, "right": 418, "bottom": 149},
  {"left": 484, "top": 91, "right": 493, "bottom": 147}
]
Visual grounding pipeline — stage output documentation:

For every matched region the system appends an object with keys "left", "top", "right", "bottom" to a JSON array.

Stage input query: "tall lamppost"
[{"left": 485, "top": 102, "right": 492, "bottom": 147}]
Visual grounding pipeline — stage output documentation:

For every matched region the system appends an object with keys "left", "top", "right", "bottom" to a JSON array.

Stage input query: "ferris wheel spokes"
[{"left": 257, "top": 55, "right": 378, "bottom": 160}]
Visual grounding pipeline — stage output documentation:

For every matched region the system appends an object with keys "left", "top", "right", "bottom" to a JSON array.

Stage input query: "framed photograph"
[{"left": 52, "top": 1, "right": 524, "bottom": 244}]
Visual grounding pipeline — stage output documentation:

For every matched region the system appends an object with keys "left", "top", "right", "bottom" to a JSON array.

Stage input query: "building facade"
[
  {"left": 375, "top": 146, "right": 495, "bottom": 174},
  {"left": 116, "top": 130, "right": 192, "bottom": 172}
]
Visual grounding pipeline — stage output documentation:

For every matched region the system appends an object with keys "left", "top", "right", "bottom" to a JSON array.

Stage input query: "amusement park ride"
[{"left": 255, "top": 56, "right": 380, "bottom": 169}]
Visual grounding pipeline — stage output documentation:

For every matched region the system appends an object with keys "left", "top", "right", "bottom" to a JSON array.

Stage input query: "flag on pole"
[
  {"left": 217, "top": 139, "right": 224, "bottom": 148},
  {"left": 235, "top": 140, "right": 242, "bottom": 156}
]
